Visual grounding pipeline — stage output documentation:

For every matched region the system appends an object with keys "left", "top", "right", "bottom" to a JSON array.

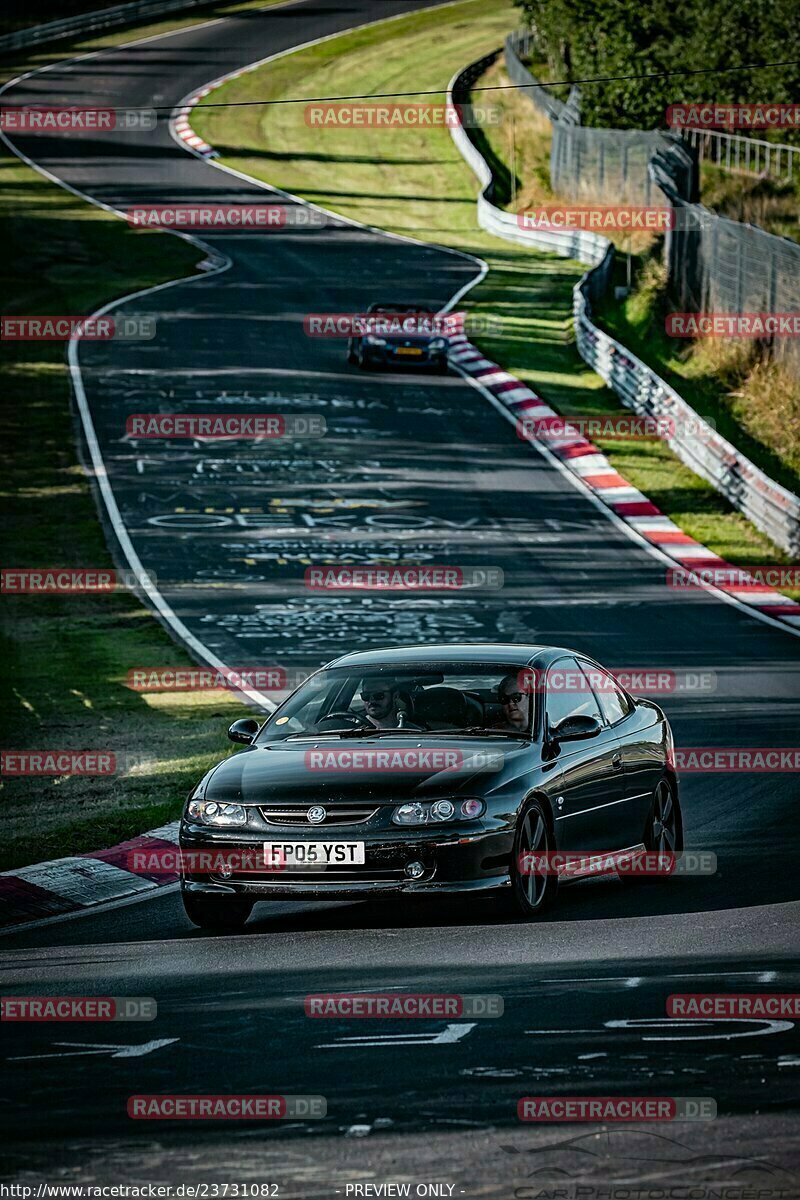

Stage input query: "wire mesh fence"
[
  {"left": 652, "top": 152, "right": 800, "bottom": 374},
  {"left": 505, "top": 31, "right": 800, "bottom": 380}
]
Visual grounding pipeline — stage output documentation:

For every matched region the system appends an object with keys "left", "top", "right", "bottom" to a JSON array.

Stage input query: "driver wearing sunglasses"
[
  {"left": 360, "top": 677, "right": 405, "bottom": 728},
  {"left": 494, "top": 672, "right": 531, "bottom": 733}
]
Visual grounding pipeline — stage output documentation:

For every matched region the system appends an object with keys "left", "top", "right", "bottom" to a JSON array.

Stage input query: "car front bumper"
[
  {"left": 179, "top": 824, "right": 511, "bottom": 900},
  {"left": 361, "top": 345, "right": 447, "bottom": 369}
]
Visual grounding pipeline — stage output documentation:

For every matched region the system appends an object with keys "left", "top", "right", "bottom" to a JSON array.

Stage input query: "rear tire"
[
  {"left": 182, "top": 890, "right": 253, "bottom": 931},
  {"left": 501, "top": 797, "right": 558, "bottom": 919},
  {"left": 620, "top": 778, "right": 683, "bottom": 885}
]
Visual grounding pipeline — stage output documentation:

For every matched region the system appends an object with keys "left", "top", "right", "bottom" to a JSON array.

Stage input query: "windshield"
[{"left": 257, "top": 661, "right": 534, "bottom": 743}]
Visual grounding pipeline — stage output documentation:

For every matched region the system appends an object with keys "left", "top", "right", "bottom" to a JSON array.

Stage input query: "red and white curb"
[
  {"left": 0, "top": 822, "right": 179, "bottom": 929},
  {"left": 448, "top": 330, "right": 800, "bottom": 629},
  {"left": 172, "top": 87, "right": 217, "bottom": 156},
  {"left": 170, "top": 55, "right": 279, "bottom": 156}
]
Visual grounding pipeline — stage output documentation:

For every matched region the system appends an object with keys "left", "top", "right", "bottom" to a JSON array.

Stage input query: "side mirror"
[
  {"left": 228, "top": 718, "right": 260, "bottom": 745},
  {"left": 550, "top": 714, "right": 602, "bottom": 743}
]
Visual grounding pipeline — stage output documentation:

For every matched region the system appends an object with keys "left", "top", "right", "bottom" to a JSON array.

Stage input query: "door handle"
[{"left": 611, "top": 753, "right": 623, "bottom": 770}]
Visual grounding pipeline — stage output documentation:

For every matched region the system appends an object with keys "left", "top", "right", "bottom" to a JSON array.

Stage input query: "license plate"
[
  {"left": 395, "top": 347, "right": 423, "bottom": 356},
  {"left": 263, "top": 841, "right": 365, "bottom": 869}
]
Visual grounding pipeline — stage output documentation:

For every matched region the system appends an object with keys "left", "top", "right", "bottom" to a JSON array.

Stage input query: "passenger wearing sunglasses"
[{"left": 493, "top": 673, "right": 531, "bottom": 733}]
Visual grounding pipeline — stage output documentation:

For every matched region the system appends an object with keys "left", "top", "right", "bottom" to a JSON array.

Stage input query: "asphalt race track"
[{"left": 1, "top": 0, "right": 799, "bottom": 1186}]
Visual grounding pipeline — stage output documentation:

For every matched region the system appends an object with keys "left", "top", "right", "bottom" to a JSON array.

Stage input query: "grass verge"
[
  {"left": 699, "top": 162, "right": 800, "bottom": 246},
  {"left": 0, "top": 154, "right": 252, "bottom": 873},
  {"left": 593, "top": 253, "right": 800, "bottom": 494},
  {"left": 193, "top": 1, "right": 798, "bottom": 575}
]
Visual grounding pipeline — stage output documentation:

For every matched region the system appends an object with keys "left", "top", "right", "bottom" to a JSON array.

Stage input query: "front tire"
[
  {"left": 182, "top": 890, "right": 253, "bottom": 931},
  {"left": 503, "top": 797, "right": 558, "bottom": 918}
]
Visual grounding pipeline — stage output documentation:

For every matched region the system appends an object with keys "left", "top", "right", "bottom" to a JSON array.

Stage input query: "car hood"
[{"left": 203, "top": 736, "right": 528, "bottom": 804}]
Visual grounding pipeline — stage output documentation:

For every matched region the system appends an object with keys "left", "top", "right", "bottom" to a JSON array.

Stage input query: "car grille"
[
  {"left": 211, "top": 867, "right": 409, "bottom": 884},
  {"left": 258, "top": 805, "right": 379, "bottom": 826}
]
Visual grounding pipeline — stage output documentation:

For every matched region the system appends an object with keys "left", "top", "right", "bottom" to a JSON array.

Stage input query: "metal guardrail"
[
  {"left": 573, "top": 285, "right": 800, "bottom": 556},
  {"left": 449, "top": 55, "right": 800, "bottom": 557},
  {"left": 0, "top": 0, "right": 207, "bottom": 54},
  {"left": 681, "top": 127, "right": 800, "bottom": 182}
]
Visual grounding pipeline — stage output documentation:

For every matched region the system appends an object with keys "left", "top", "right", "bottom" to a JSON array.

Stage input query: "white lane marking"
[
  {"left": 778, "top": 1056, "right": 800, "bottom": 1067},
  {"left": 528, "top": 1018, "right": 794, "bottom": 1040},
  {"left": 527, "top": 1029, "right": 597, "bottom": 1035},
  {"left": 605, "top": 1018, "right": 794, "bottom": 1040},
  {"left": 318, "top": 1023, "right": 476, "bottom": 1048},
  {"left": 538, "top": 971, "right": 791, "bottom": 984},
  {"left": 9, "top": 1037, "right": 178, "bottom": 1061},
  {"left": 624, "top": 977, "right": 642, "bottom": 988},
  {"left": 344, "top": 1125, "right": 372, "bottom": 1138}
]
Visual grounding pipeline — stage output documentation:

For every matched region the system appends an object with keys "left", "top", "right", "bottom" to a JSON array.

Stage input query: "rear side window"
[{"left": 579, "top": 662, "right": 633, "bottom": 727}]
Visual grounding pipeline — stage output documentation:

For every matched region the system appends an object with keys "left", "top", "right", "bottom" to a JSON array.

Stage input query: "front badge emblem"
[{"left": 307, "top": 805, "right": 326, "bottom": 824}]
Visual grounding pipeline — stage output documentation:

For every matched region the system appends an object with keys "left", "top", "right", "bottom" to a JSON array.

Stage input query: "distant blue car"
[{"left": 347, "top": 303, "right": 449, "bottom": 373}]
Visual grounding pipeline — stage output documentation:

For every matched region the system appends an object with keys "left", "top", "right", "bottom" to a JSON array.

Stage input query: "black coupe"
[{"left": 179, "top": 644, "right": 682, "bottom": 929}]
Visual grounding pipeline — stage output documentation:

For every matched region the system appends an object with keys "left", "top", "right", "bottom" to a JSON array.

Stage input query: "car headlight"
[
  {"left": 365, "top": 334, "right": 387, "bottom": 346},
  {"left": 186, "top": 799, "right": 247, "bottom": 827},
  {"left": 391, "top": 798, "right": 485, "bottom": 826}
]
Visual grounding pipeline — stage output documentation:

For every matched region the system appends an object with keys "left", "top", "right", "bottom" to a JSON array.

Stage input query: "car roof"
[{"left": 327, "top": 643, "right": 581, "bottom": 669}]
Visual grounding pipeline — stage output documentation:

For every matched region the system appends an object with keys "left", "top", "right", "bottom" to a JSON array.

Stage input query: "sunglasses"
[
  {"left": 499, "top": 692, "right": 524, "bottom": 705},
  {"left": 361, "top": 690, "right": 389, "bottom": 702}
]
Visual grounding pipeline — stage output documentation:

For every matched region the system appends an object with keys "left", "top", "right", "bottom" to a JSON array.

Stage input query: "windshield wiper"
[
  {"left": 281, "top": 730, "right": 360, "bottom": 740},
  {"left": 280, "top": 726, "right": 528, "bottom": 742},
  {"left": 335, "top": 726, "right": 434, "bottom": 738},
  {"left": 281, "top": 726, "right": 431, "bottom": 740},
  {"left": 452, "top": 726, "right": 529, "bottom": 739}
]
